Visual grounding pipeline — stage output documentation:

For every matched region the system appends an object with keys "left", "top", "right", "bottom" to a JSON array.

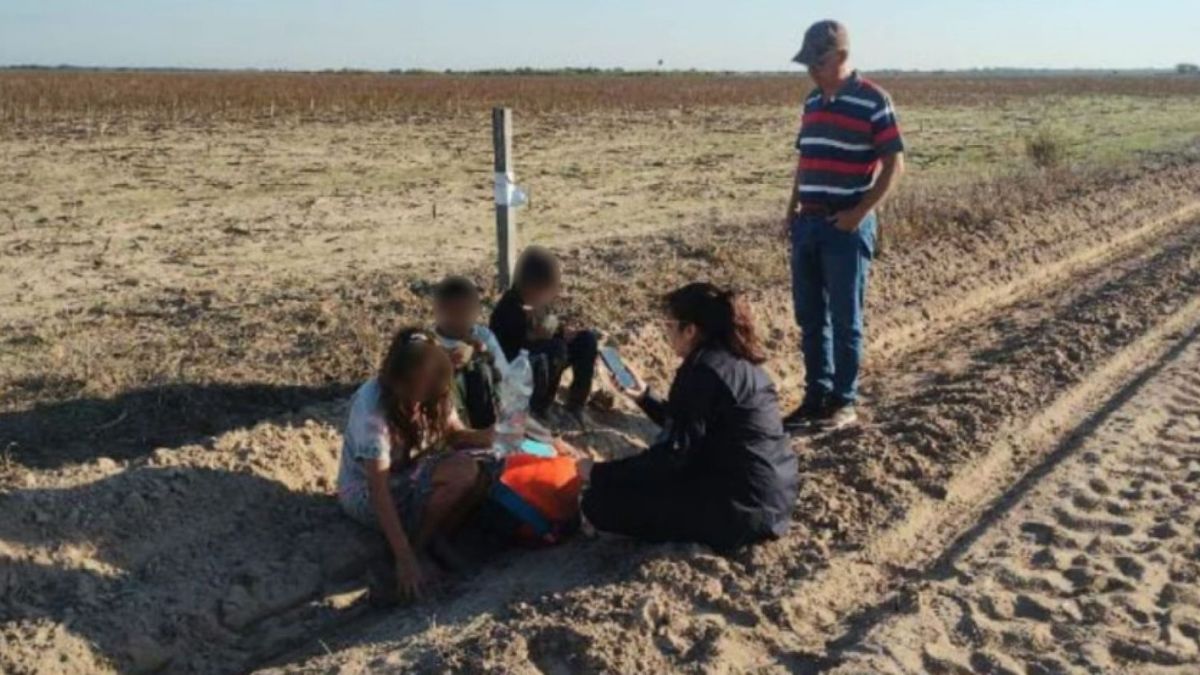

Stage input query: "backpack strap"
[{"left": 490, "top": 481, "right": 552, "bottom": 539}]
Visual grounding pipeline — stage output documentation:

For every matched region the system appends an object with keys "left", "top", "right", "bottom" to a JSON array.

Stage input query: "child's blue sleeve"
[
  {"left": 350, "top": 437, "right": 390, "bottom": 464},
  {"left": 346, "top": 412, "right": 393, "bottom": 465},
  {"left": 478, "top": 325, "right": 510, "bottom": 373}
]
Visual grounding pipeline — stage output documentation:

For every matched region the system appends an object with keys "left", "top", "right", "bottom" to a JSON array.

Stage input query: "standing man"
[{"left": 782, "top": 20, "right": 905, "bottom": 432}]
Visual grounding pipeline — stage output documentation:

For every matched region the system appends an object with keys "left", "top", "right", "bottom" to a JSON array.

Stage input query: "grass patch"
[{"left": 1025, "top": 127, "right": 1070, "bottom": 169}]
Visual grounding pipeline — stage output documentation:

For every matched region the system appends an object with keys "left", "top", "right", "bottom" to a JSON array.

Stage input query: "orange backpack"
[{"left": 486, "top": 453, "right": 582, "bottom": 545}]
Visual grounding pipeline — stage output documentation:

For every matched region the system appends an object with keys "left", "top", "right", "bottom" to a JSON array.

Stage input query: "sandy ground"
[
  {"left": 5, "top": 156, "right": 1195, "bottom": 674},
  {"left": 0, "top": 109, "right": 798, "bottom": 326},
  {"left": 6, "top": 96, "right": 1200, "bottom": 328},
  {"left": 3, "top": 101, "right": 1200, "bottom": 673},
  {"left": 835, "top": 327, "right": 1200, "bottom": 674},
  {"left": 256, "top": 169, "right": 1200, "bottom": 674}
]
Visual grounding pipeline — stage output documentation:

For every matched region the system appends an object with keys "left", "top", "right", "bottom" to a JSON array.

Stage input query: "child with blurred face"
[
  {"left": 489, "top": 247, "right": 599, "bottom": 421},
  {"left": 432, "top": 276, "right": 510, "bottom": 430},
  {"left": 336, "top": 327, "right": 492, "bottom": 603},
  {"left": 433, "top": 277, "right": 487, "bottom": 368}
]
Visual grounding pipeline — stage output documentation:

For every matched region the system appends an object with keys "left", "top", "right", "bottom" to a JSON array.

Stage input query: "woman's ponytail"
[
  {"left": 724, "top": 289, "right": 767, "bottom": 364},
  {"left": 664, "top": 283, "right": 767, "bottom": 364}
]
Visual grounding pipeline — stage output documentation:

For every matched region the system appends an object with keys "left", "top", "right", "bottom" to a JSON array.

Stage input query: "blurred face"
[
  {"left": 405, "top": 348, "right": 452, "bottom": 403},
  {"left": 807, "top": 49, "right": 847, "bottom": 90},
  {"left": 434, "top": 296, "right": 479, "bottom": 339},
  {"left": 522, "top": 282, "right": 559, "bottom": 308},
  {"left": 662, "top": 316, "right": 700, "bottom": 358}
]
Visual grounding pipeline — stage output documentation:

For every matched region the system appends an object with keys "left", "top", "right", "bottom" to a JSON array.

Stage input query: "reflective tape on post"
[{"left": 494, "top": 171, "right": 528, "bottom": 208}]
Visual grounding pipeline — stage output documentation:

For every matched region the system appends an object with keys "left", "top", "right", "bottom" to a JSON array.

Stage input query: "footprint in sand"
[
  {"left": 1054, "top": 506, "right": 1135, "bottom": 537},
  {"left": 1104, "top": 498, "right": 1133, "bottom": 517},
  {"left": 1149, "top": 522, "right": 1180, "bottom": 540},
  {"left": 1012, "top": 594, "right": 1055, "bottom": 622},
  {"left": 1062, "top": 565, "right": 1095, "bottom": 591},
  {"left": 1020, "top": 521, "right": 1058, "bottom": 546},
  {"left": 1029, "top": 547, "right": 1061, "bottom": 570},
  {"left": 1114, "top": 556, "right": 1146, "bottom": 580}
]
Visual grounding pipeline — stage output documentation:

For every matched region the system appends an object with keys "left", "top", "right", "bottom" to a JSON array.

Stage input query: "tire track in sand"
[
  {"left": 832, "top": 320, "right": 1200, "bottom": 673},
  {"left": 865, "top": 199, "right": 1200, "bottom": 366},
  {"left": 771, "top": 217, "right": 1200, "bottom": 670}
]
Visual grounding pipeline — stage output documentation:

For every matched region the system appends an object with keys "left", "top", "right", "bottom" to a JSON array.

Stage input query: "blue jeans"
[{"left": 790, "top": 212, "right": 876, "bottom": 403}]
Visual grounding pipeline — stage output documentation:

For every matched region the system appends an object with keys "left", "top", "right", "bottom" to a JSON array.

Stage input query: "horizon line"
[{"left": 0, "top": 64, "right": 1191, "bottom": 77}]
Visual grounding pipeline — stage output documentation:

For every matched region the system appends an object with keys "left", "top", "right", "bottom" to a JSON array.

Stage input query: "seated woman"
[
  {"left": 337, "top": 327, "right": 495, "bottom": 601},
  {"left": 579, "top": 283, "right": 799, "bottom": 551}
]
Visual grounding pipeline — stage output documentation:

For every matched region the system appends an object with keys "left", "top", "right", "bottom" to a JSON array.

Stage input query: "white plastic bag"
[{"left": 494, "top": 349, "right": 533, "bottom": 455}]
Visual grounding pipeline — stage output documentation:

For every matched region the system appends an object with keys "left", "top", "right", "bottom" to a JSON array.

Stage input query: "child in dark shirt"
[{"left": 489, "top": 246, "right": 598, "bottom": 420}]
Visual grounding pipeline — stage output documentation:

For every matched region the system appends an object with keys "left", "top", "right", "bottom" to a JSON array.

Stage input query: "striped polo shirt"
[{"left": 793, "top": 71, "right": 904, "bottom": 212}]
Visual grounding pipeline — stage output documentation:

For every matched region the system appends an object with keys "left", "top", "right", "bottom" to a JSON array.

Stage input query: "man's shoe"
[
  {"left": 782, "top": 395, "right": 827, "bottom": 434},
  {"left": 815, "top": 398, "right": 858, "bottom": 431}
]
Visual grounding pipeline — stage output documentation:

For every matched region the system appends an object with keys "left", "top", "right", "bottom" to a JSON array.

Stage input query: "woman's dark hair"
[
  {"left": 513, "top": 246, "right": 561, "bottom": 291},
  {"left": 664, "top": 283, "right": 767, "bottom": 364},
  {"left": 377, "top": 327, "right": 454, "bottom": 459},
  {"left": 433, "top": 275, "right": 480, "bottom": 304}
]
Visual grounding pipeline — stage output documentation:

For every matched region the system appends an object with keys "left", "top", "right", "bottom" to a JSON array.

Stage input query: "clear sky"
[{"left": 1, "top": 1, "right": 1197, "bottom": 72}]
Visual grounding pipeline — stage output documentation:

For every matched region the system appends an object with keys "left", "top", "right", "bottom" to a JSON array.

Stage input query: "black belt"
[{"left": 798, "top": 204, "right": 838, "bottom": 217}]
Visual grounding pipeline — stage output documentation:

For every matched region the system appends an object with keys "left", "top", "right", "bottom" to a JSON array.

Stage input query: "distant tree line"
[{"left": 1178, "top": 63, "right": 1200, "bottom": 75}]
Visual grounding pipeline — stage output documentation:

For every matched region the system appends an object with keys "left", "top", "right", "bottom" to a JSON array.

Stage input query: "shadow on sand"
[
  {"left": 0, "top": 464, "right": 383, "bottom": 672},
  {"left": 1, "top": 399, "right": 668, "bottom": 673},
  {"left": 1, "top": 381, "right": 354, "bottom": 470}
]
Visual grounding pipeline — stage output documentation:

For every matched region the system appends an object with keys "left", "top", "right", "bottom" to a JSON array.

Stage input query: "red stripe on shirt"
[
  {"left": 874, "top": 125, "right": 900, "bottom": 145},
  {"left": 802, "top": 111, "right": 871, "bottom": 134},
  {"left": 800, "top": 158, "right": 879, "bottom": 175},
  {"left": 859, "top": 78, "right": 885, "bottom": 94}
]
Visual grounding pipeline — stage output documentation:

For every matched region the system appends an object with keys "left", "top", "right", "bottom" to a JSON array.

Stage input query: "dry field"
[{"left": 2, "top": 71, "right": 1200, "bottom": 673}]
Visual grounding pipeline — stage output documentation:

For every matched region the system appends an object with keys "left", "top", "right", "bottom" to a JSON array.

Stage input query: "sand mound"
[{"left": 1, "top": 405, "right": 382, "bottom": 673}]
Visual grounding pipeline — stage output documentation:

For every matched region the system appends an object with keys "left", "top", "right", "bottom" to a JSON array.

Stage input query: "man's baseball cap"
[{"left": 793, "top": 20, "right": 849, "bottom": 66}]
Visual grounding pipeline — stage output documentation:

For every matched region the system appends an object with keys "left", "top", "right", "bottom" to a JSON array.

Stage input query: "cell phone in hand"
[{"left": 599, "top": 346, "right": 638, "bottom": 391}]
